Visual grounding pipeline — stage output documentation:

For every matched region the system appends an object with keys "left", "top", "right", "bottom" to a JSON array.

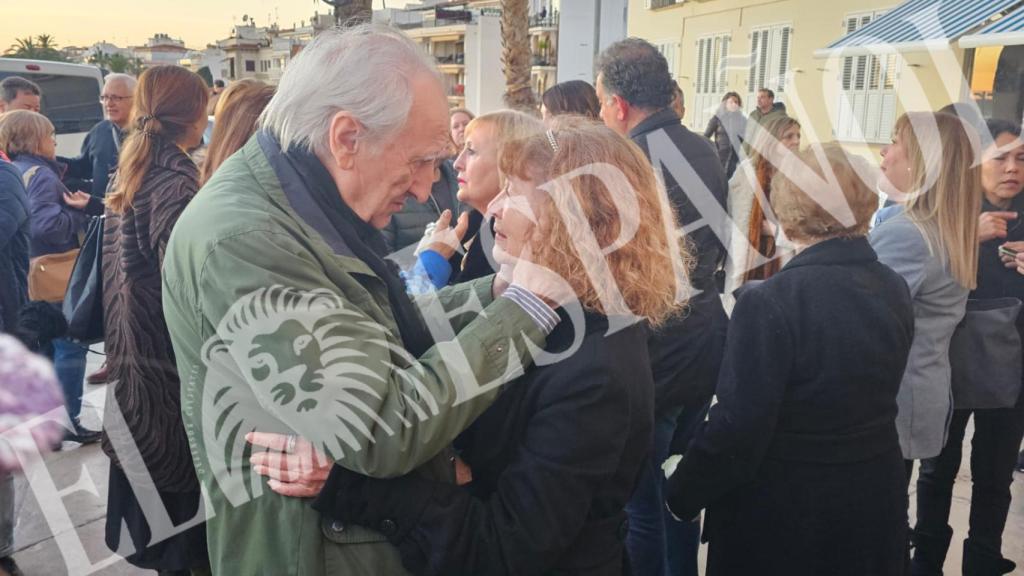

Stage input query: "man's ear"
[
  {"left": 612, "top": 95, "right": 628, "bottom": 122},
  {"left": 327, "top": 111, "right": 361, "bottom": 171}
]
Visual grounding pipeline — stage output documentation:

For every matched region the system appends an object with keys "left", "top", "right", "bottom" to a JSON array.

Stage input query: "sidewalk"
[{"left": 8, "top": 348, "right": 1024, "bottom": 575}]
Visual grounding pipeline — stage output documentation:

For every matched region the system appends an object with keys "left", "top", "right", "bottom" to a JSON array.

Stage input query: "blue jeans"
[
  {"left": 626, "top": 407, "right": 682, "bottom": 576},
  {"left": 52, "top": 337, "right": 88, "bottom": 426}
]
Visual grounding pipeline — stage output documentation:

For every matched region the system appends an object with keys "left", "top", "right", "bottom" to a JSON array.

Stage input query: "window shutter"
[
  {"left": 777, "top": 26, "right": 791, "bottom": 93},
  {"left": 719, "top": 36, "right": 730, "bottom": 90},
  {"left": 748, "top": 30, "right": 760, "bottom": 90},
  {"left": 757, "top": 31, "right": 769, "bottom": 91}
]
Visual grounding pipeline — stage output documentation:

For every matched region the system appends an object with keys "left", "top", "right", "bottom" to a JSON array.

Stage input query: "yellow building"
[{"left": 628, "top": 0, "right": 1024, "bottom": 157}]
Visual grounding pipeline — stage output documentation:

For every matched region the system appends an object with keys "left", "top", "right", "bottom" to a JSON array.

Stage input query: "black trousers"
[{"left": 914, "top": 402, "right": 1024, "bottom": 556}]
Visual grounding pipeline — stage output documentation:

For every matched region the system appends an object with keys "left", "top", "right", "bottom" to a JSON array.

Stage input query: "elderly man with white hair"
[
  {"left": 60, "top": 72, "right": 137, "bottom": 200},
  {"left": 162, "top": 25, "right": 562, "bottom": 575}
]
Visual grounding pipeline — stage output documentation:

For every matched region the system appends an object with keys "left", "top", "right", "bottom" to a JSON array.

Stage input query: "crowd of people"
[{"left": 0, "top": 21, "right": 1023, "bottom": 576}]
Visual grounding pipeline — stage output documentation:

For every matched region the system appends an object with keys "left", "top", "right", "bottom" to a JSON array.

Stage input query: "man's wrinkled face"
[
  {"left": 348, "top": 73, "right": 451, "bottom": 229},
  {"left": 102, "top": 80, "right": 134, "bottom": 127},
  {"left": 5, "top": 90, "right": 40, "bottom": 113}
]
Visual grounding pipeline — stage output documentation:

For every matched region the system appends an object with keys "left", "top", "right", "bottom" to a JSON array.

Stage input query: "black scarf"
[{"left": 281, "top": 146, "right": 435, "bottom": 358}]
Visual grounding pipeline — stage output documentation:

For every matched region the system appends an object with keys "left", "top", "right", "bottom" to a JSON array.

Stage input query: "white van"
[{"left": 0, "top": 58, "right": 105, "bottom": 157}]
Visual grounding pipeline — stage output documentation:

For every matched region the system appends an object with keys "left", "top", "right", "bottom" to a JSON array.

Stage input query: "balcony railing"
[
  {"left": 529, "top": 12, "right": 559, "bottom": 28},
  {"left": 651, "top": 0, "right": 678, "bottom": 8}
]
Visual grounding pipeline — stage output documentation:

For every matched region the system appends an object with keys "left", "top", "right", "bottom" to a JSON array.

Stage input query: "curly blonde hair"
[{"left": 499, "top": 118, "right": 690, "bottom": 325}]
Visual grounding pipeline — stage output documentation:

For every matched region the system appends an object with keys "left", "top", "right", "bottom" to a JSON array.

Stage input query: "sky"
[{"left": 2, "top": 0, "right": 413, "bottom": 52}]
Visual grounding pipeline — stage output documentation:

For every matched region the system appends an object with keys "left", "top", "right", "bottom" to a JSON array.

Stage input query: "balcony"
[
  {"left": 650, "top": 0, "right": 678, "bottom": 8},
  {"left": 529, "top": 11, "right": 559, "bottom": 30}
]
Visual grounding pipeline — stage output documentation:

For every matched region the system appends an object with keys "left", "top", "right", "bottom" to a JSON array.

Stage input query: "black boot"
[
  {"left": 910, "top": 526, "right": 953, "bottom": 576},
  {"left": 962, "top": 540, "right": 1016, "bottom": 576}
]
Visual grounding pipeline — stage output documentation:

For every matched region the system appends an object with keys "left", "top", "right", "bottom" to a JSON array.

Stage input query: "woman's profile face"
[
  {"left": 489, "top": 176, "right": 540, "bottom": 267},
  {"left": 982, "top": 132, "right": 1024, "bottom": 206},
  {"left": 453, "top": 124, "right": 501, "bottom": 213},
  {"left": 880, "top": 132, "right": 912, "bottom": 198}
]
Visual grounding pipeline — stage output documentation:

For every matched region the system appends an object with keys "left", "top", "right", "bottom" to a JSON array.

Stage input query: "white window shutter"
[
  {"left": 720, "top": 36, "right": 731, "bottom": 90},
  {"left": 748, "top": 30, "right": 760, "bottom": 91},
  {"left": 777, "top": 26, "right": 791, "bottom": 93}
]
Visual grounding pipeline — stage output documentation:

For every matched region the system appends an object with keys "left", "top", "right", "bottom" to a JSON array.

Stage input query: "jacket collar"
[
  {"left": 149, "top": 138, "right": 198, "bottom": 180},
  {"left": 628, "top": 107, "right": 682, "bottom": 141},
  {"left": 13, "top": 153, "right": 65, "bottom": 178},
  {"left": 781, "top": 236, "right": 877, "bottom": 271}
]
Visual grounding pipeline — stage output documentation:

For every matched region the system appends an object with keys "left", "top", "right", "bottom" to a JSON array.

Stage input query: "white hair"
[
  {"left": 259, "top": 24, "right": 440, "bottom": 156},
  {"left": 104, "top": 73, "right": 136, "bottom": 92}
]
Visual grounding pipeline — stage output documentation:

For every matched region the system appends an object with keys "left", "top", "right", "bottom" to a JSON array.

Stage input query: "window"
[
  {"left": 245, "top": 60, "right": 256, "bottom": 72},
  {"left": 653, "top": 39, "right": 681, "bottom": 79},
  {"left": 834, "top": 11, "right": 899, "bottom": 143},
  {"left": 0, "top": 72, "right": 102, "bottom": 135},
  {"left": 747, "top": 23, "right": 792, "bottom": 107},
  {"left": 694, "top": 33, "right": 732, "bottom": 129}
]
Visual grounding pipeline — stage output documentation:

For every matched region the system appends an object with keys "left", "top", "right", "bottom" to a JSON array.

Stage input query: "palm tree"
[
  {"left": 321, "top": 0, "right": 373, "bottom": 26},
  {"left": 89, "top": 49, "right": 111, "bottom": 69},
  {"left": 500, "top": 0, "right": 537, "bottom": 111},
  {"left": 6, "top": 37, "right": 39, "bottom": 59}
]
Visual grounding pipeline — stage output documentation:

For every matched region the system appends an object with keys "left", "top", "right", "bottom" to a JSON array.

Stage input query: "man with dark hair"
[
  {"left": 595, "top": 37, "right": 729, "bottom": 576},
  {"left": 0, "top": 77, "right": 41, "bottom": 113},
  {"left": 745, "top": 87, "right": 788, "bottom": 151},
  {"left": 207, "top": 78, "right": 226, "bottom": 115}
]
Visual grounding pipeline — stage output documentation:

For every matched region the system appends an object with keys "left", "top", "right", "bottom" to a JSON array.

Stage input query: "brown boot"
[{"left": 86, "top": 361, "right": 109, "bottom": 384}]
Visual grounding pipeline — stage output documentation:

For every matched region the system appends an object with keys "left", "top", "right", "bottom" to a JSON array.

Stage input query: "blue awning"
[
  {"left": 814, "top": 0, "right": 1024, "bottom": 58},
  {"left": 961, "top": 3, "right": 1024, "bottom": 47}
]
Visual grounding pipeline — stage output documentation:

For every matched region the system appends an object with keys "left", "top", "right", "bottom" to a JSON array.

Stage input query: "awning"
[
  {"left": 961, "top": 4, "right": 1024, "bottom": 47},
  {"left": 814, "top": 0, "right": 1024, "bottom": 58}
]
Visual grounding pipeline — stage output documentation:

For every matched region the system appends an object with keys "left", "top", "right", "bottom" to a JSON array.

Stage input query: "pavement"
[{"left": 7, "top": 348, "right": 1024, "bottom": 575}]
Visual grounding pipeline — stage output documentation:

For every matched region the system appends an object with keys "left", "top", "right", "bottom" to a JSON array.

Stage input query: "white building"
[
  {"left": 132, "top": 33, "right": 189, "bottom": 68},
  {"left": 556, "top": 0, "right": 628, "bottom": 84},
  {"left": 80, "top": 41, "right": 132, "bottom": 65},
  {"left": 179, "top": 47, "right": 229, "bottom": 84}
]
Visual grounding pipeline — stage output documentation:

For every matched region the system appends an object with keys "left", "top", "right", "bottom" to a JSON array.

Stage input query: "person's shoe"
[
  {"left": 963, "top": 540, "right": 1016, "bottom": 575},
  {"left": 910, "top": 526, "right": 953, "bottom": 576},
  {"left": 62, "top": 426, "right": 101, "bottom": 445},
  {"left": 86, "top": 362, "right": 110, "bottom": 385},
  {"left": 0, "top": 555, "right": 24, "bottom": 576}
]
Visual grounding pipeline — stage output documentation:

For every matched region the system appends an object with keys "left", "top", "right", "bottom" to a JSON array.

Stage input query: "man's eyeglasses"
[{"left": 100, "top": 95, "right": 131, "bottom": 103}]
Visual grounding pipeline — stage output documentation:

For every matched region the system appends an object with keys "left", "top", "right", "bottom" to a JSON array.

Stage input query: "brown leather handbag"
[
  {"left": 21, "top": 165, "right": 79, "bottom": 303},
  {"left": 28, "top": 249, "right": 79, "bottom": 303}
]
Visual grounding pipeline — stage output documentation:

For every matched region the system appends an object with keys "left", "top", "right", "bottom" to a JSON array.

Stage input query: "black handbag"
[
  {"left": 950, "top": 297, "right": 1023, "bottom": 410},
  {"left": 62, "top": 215, "right": 104, "bottom": 343}
]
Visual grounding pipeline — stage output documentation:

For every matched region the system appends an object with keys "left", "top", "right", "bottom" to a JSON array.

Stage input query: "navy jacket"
[
  {"left": 13, "top": 154, "right": 88, "bottom": 257},
  {"left": 0, "top": 161, "right": 30, "bottom": 332},
  {"left": 60, "top": 119, "right": 123, "bottom": 198},
  {"left": 630, "top": 108, "right": 730, "bottom": 414}
]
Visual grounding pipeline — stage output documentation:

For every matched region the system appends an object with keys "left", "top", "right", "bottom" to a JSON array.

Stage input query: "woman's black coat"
[
  {"left": 666, "top": 237, "right": 915, "bottom": 576},
  {"left": 317, "top": 311, "right": 654, "bottom": 575}
]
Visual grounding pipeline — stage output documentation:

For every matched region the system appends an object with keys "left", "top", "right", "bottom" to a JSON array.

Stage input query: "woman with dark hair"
[
  {"left": 199, "top": 79, "right": 274, "bottom": 184},
  {"left": 541, "top": 80, "right": 600, "bottom": 124},
  {"left": 911, "top": 118, "right": 1024, "bottom": 576},
  {"left": 101, "top": 65, "right": 210, "bottom": 574},
  {"left": 703, "top": 92, "right": 746, "bottom": 179}
]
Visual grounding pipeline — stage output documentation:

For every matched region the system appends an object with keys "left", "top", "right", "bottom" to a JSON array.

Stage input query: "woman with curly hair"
[{"left": 253, "top": 119, "right": 690, "bottom": 575}]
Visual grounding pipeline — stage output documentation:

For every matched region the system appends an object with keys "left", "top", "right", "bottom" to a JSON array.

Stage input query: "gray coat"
[{"left": 870, "top": 209, "right": 968, "bottom": 459}]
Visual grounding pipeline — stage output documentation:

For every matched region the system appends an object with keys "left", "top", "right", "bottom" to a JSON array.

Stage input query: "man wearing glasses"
[
  {"left": 60, "top": 73, "right": 136, "bottom": 386},
  {"left": 61, "top": 73, "right": 136, "bottom": 200}
]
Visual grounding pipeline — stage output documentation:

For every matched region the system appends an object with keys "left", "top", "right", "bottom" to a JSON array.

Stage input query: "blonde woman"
[
  {"left": 256, "top": 120, "right": 688, "bottom": 575},
  {"left": 668, "top": 144, "right": 915, "bottom": 576},
  {"left": 448, "top": 109, "right": 544, "bottom": 282},
  {"left": 869, "top": 111, "right": 981, "bottom": 468},
  {"left": 724, "top": 116, "right": 801, "bottom": 298}
]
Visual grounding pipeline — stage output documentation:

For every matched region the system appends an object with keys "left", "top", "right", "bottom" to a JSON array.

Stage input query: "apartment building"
[{"left": 628, "top": 0, "right": 1024, "bottom": 156}]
